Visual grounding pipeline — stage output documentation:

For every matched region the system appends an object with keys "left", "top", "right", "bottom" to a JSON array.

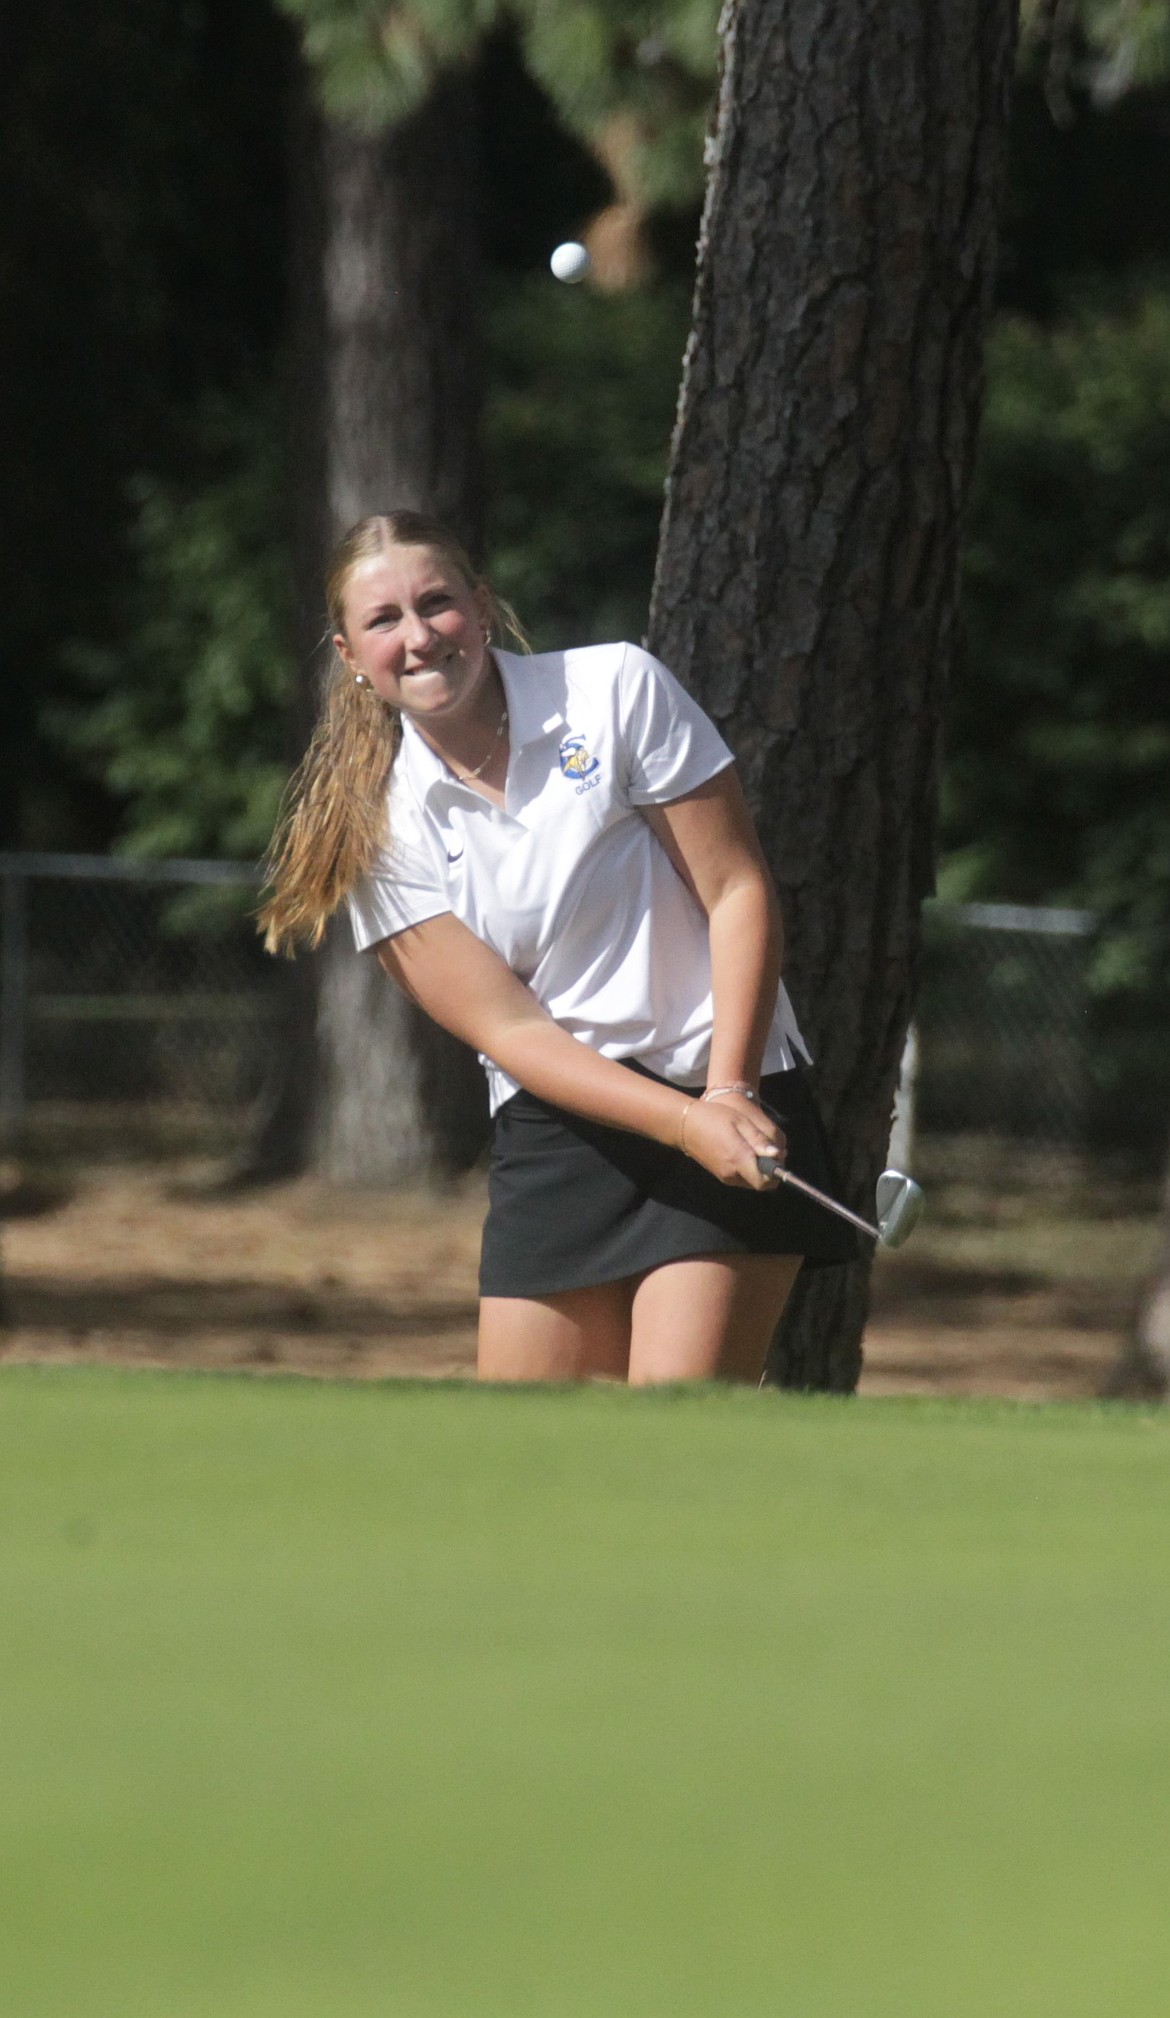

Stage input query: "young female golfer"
[{"left": 261, "top": 511, "right": 855, "bottom": 1384}]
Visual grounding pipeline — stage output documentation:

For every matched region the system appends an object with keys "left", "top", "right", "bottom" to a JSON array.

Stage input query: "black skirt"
[{"left": 479, "top": 1062, "right": 860, "bottom": 1299}]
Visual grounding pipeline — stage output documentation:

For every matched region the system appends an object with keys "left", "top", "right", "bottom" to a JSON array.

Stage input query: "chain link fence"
[
  {"left": 0, "top": 854, "right": 281, "bottom": 1160},
  {"left": 916, "top": 901, "right": 1169, "bottom": 1170},
  {"left": 0, "top": 855, "right": 1163, "bottom": 1171},
  {"left": 915, "top": 901, "right": 1095, "bottom": 1145}
]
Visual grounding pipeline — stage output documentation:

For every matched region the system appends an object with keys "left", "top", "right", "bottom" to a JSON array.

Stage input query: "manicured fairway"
[{"left": 2, "top": 1367, "right": 1169, "bottom": 2017}]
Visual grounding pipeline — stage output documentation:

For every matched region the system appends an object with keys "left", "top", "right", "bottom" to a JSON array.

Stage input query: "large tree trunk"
[
  {"left": 259, "top": 59, "right": 491, "bottom": 1186},
  {"left": 319, "top": 80, "right": 485, "bottom": 547},
  {"left": 648, "top": 0, "right": 1019, "bottom": 1389},
  {"left": 312, "top": 72, "right": 489, "bottom": 1184}
]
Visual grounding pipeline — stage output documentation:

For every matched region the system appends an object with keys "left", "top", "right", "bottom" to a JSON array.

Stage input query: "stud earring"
[{"left": 354, "top": 673, "right": 370, "bottom": 687}]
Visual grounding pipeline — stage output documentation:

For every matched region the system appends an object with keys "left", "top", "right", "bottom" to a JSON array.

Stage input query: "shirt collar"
[
  {"left": 495, "top": 647, "right": 568, "bottom": 750},
  {"left": 397, "top": 648, "right": 567, "bottom": 802}
]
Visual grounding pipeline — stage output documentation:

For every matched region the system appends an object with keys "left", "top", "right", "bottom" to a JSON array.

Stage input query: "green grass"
[{"left": 2, "top": 1369, "right": 1169, "bottom": 2017}]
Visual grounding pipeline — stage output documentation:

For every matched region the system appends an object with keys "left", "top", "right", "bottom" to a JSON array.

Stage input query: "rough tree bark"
[
  {"left": 648, "top": 0, "right": 1019, "bottom": 1389},
  {"left": 259, "top": 60, "right": 491, "bottom": 1185},
  {"left": 311, "top": 72, "right": 491, "bottom": 1184}
]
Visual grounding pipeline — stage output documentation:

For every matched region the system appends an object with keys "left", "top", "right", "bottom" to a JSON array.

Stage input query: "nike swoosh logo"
[{"left": 446, "top": 849, "right": 464, "bottom": 863}]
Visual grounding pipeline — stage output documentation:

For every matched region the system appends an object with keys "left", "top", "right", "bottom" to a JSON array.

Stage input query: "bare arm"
[
  {"left": 376, "top": 914, "right": 782, "bottom": 1189},
  {"left": 640, "top": 765, "right": 785, "bottom": 1095}
]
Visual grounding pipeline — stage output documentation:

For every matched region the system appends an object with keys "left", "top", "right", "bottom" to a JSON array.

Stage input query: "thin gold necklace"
[{"left": 449, "top": 704, "right": 508, "bottom": 783}]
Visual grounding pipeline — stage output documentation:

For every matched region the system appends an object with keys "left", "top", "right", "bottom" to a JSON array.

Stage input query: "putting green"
[{"left": 1, "top": 1366, "right": 1168, "bottom": 2016}]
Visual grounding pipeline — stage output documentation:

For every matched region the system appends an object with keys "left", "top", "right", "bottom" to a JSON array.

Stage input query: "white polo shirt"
[{"left": 347, "top": 642, "right": 810, "bottom": 1112}]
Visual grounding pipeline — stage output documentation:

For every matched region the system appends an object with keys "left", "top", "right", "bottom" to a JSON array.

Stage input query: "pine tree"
[
  {"left": 264, "top": 0, "right": 720, "bottom": 1181},
  {"left": 648, "top": 0, "right": 1020, "bottom": 1388},
  {"left": 265, "top": 4, "right": 494, "bottom": 1181}
]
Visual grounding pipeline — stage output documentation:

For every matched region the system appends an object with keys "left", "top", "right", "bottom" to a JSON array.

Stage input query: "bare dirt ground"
[
  {"left": 0, "top": 1168, "right": 483, "bottom": 1384},
  {"left": 1, "top": 1161, "right": 1161, "bottom": 1399}
]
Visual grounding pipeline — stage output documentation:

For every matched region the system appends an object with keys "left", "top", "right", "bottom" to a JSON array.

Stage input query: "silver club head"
[
  {"left": 754, "top": 1156, "right": 925, "bottom": 1250},
  {"left": 875, "top": 1169, "right": 924, "bottom": 1249}
]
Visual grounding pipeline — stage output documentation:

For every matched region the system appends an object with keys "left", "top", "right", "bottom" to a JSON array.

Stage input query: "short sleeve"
[
  {"left": 618, "top": 643, "right": 735, "bottom": 805},
  {"left": 345, "top": 798, "right": 450, "bottom": 953}
]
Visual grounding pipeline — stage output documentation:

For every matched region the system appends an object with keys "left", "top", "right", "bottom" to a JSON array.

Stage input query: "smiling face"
[{"left": 334, "top": 542, "right": 495, "bottom": 724}]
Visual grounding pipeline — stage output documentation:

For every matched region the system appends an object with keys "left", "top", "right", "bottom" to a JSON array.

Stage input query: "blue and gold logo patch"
[{"left": 558, "top": 734, "right": 600, "bottom": 782}]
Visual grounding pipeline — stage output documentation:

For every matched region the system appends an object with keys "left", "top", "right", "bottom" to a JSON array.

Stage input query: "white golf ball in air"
[{"left": 550, "top": 240, "right": 591, "bottom": 284}]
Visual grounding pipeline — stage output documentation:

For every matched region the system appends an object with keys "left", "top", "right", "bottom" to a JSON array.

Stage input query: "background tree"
[
  {"left": 259, "top": 0, "right": 718, "bottom": 1182},
  {"left": 263, "top": 8, "right": 489, "bottom": 1183},
  {"left": 953, "top": 293, "right": 1170, "bottom": 1138},
  {"left": 961, "top": 4, "right": 1170, "bottom": 1397},
  {"left": 649, "top": 0, "right": 1020, "bottom": 1390}
]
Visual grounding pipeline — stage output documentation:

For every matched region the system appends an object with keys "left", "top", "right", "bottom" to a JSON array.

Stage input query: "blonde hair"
[{"left": 258, "top": 511, "right": 527, "bottom": 955}]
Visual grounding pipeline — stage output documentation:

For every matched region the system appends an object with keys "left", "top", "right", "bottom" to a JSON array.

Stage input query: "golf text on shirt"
[{"left": 346, "top": 642, "right": 810, "bottom": 1114}]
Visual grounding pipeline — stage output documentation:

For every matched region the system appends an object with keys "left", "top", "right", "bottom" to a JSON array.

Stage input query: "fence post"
[
  {"left": 888, "top": 1022, "right": 918, "bottom": 1172},
  {"left": 0, "top": 867, "right": 27, "bottom": 1147}
]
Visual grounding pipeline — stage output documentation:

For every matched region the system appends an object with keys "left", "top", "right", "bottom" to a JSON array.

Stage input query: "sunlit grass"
[{"left": 2, "top": 1367, "right": 1169, "bottom": 2017}]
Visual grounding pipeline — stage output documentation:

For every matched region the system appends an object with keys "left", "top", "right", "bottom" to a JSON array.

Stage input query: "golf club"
[{"left": 755, "top": 1154, "right": 924, "bottom": 1249}]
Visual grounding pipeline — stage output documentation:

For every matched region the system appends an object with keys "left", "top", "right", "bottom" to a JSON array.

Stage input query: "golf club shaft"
[{"left": 764, "top": 1162, "right": 880, "bottom": 1242}]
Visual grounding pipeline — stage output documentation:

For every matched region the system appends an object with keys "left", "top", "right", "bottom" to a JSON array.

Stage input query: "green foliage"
[
  {"left": 276, "top": 0, "right": 499, "bottom": 126},
  {"left": 516, "top": 1, "right": 719, "bottom": 205},
  {"left": 485, "top": 274, "right": 692, "bottom": 644},
  {"left": 55, "top": 391, "right": 294, "bottom": 868},
  {"left": 950, "top": 286, "right": 1170, "bottom": 996},
  {"left": 274, "top": 0, "right": 719, "bottom": 202},
  {"left": 1021, "top": 0, "right": 1170, "bottom": 90}
]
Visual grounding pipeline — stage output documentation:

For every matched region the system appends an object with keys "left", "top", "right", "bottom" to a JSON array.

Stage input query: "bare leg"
[
  {"left": 628, "top": 1253, "right": 802, "bottom": 1386},
  {"left": 478, "top": 1280, "right": 635, "bottom": 1383}
]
